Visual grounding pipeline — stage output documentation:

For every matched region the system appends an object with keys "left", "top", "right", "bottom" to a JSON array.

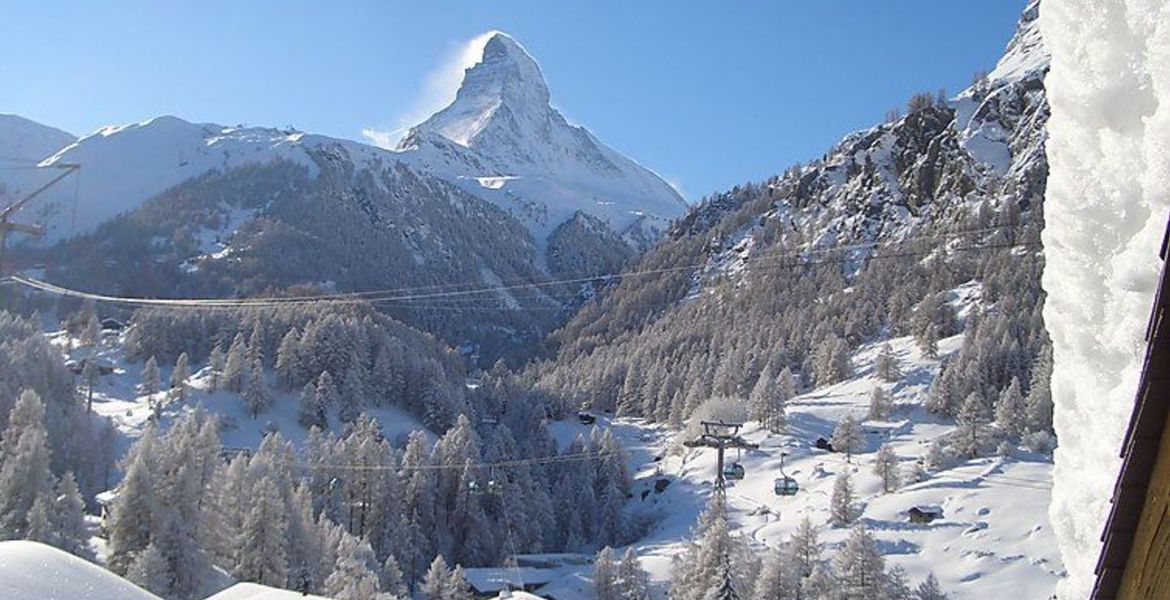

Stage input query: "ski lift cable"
[
  {"left": 7, "top": 236, "right": 1040, "bottom": 312},
  {"left": 11, "top": 221, "right": 1024, "bottom": 308},
  {"left": 296, "top": 448, "right": 621, "bottom": 473},
  {"left": 8, "top": 223, "right": 1029, "bottom": 309}
]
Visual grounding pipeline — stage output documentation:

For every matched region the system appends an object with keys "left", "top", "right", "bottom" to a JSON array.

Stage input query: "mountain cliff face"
[
  {"left": 398, "top": 33, "right": 687, "bottom": 250},
  {"left": 533, "top": 2, "right": 1050, "bottom": 415}
]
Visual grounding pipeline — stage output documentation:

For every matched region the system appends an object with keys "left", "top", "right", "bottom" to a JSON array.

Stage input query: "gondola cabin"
[
  {"left": 773, "top": 477, "right": 799, "bottom": 496},
  {"left": 723, "top": 462, "right": 745, "bottom": 480}
]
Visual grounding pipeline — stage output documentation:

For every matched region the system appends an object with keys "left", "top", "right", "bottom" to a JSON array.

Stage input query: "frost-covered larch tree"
[
  {"left": 867, "top": 386, "right": 892, "bottom": 421},
  {"left": 954, "top": 391, "right": 988, "bottom": 458},
  {"left": 171, "top": 351, "right": 189, "bottom": 401},
  {"left": 0, "top": 391, "right": 56, "bottom": 540},
  {"left": 914, "top": 573, "right": 948, "bottom": 600},
  {"left": 142, "top": 356, "right": 162, "bottom": 419},
  {"left": 830, "top": 473, "right": 857, "bottom": 527},
  {"left": 233, "top": 474, "right": 289, "bottom": 586},
  {"left": 874, "top": 343, "right": 900, "bottom": 382},
  {"left": 207, "top": 343, "right": 225, "bottom": 392},
  {"left": 832, "top": 524, "right": 887, "bottom": 599},
  {"left": 324, "top": 534, "right": 382, "bottom": 600},
  {"left": 872, "top": 444, "right": 900, "bottom": 493},
  {"left": 830, "top": 414, "right": 864, "bottom": 462},
  {"left": 994, "top": 376, "right": 1026, "bottom": 440}
]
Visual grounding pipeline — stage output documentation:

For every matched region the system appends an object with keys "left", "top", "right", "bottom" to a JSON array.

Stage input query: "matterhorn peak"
[{"left": 399, "top": 31, "right": 554, "bottom": 150}]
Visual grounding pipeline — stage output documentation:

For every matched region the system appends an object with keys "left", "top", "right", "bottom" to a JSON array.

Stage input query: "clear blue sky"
[{"left": 4, "top": 1, "right": 1026, "bottom": 200}]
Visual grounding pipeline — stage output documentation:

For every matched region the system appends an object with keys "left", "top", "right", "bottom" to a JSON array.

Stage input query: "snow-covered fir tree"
[
  {"left": 830, "top": 414, "right": 864, "bottom": 462},
  {"left": 830, "top": 473, "right": 857, "bottom": 527}
]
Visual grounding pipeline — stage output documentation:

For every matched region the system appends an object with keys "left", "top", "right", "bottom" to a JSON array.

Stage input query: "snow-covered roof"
[
  {"left": 0, "top": 540, "right": 160, "bottom": 600},
  {"left": 463, "top": 566, "right": 560, "bottom": 593},
  {"left": 95, "top": 490, "right": 118, "bottom": 504},
  {"left": 204, "top": 582, "right": 331, "bottom": 600}
]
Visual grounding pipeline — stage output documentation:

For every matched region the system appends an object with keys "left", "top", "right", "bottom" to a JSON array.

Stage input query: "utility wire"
[{"left": 6, "top": 226, "right": 1037, "bottom": 312}]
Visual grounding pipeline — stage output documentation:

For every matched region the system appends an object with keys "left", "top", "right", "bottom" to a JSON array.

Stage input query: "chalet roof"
[
  {"left": 1092, "top": 215, "right": 1170, "bottom": 599},
  {"left": 908, "top": 505, "right": 944, "bottom": 515}
]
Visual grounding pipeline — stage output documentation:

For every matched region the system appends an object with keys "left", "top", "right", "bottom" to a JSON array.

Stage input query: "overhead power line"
[{"left": 4, "top": 224, "right": 1038, "bottom": 312}]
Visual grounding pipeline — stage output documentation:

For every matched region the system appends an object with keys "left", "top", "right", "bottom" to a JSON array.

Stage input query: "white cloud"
[{"left": 362, "top": 30, "right": 502, "bottom": 149}]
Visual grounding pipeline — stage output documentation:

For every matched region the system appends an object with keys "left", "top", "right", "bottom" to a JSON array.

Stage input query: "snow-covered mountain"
[
  {"left": 397, "top": 33, "right": 687, "bottom": 249},
  {"left": 13, "top": 32, "right": 684, "bottom": 253},
  {"left": 0, "top": 114, "right": 75, "bottom": 163},
  {"left": 0, "top": 114, "right": 76, "bottom": 209}
]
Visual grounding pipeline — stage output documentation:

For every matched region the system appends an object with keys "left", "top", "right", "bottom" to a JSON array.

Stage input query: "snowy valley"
[{"left": 10, "top": 1, "right": 1161, "bottom": 600}]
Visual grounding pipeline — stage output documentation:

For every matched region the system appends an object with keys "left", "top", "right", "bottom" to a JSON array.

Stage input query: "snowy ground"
[
  {"left": 56, "top": 330, "right": 431, "bottom": 461},
  {"left": 582, "top": 335, "right": 1063, "bottom": 600}
]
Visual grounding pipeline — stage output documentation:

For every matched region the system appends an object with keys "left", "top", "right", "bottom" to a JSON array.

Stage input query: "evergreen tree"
[
  {"left": 954, "top": 392, "right": 987, "bottom": 458},
  {"left": 420, "top": 555, "right": 452, "bottom": 600},
  {"left": 915, "top": 573, "right": 948, "bottom": 600},
  {"left": 994, "top": 377, "right": 1026, "bottom": 440},
  {"left": 171, "top": 352, "right": 190, "bottom": 401},
  {"left": 208, "top": 344, "right": 225, "bottom": 392},
  {"left": 875, "top": 343, "right": 900, "bottom": 382},
  {"left": 749, "top": 365, "right": 787, "bottom": 433},
  {"left": 125, "top": 542, "right": 172, "bottom": 597},
  {"left": 830, "top": 414, "right": 864, "bottom": 462},
  {"left": 0, "top": 390, "right": 55, "bottom": 539},
  {"left": 885, "top": 565, "right": 912, "bottom": 600},
  {"left": 873, "top": 444, "right": 900, "bottom": 493},
  {"left": 82, "top": 359, "right": 100, "bottom": 414},
  {"left": 107, "top": 442, "right": 156, "bottom": 573},
  {"left": 830, "top": 473, "right": 857, "bottom": 527},
  {"left": 243, "top": 357, "right": 271, "bottom": 418},
  {"left": 325, "top": 534, "right": 382, "bottom": 600},
  {"left": 787, "top": 515, "right": 822, "bottom": 578},
  {"left": 298, "top": 381, "right": 327, "bottom": 430},
  {"left": 617, "top": 548, "right": 651, "bottom": 600},
  {"left": 275, "top": 328, "right": 302, "bottom": 390},
  {"left": 143, "top": 356, "right": 162, "bottom": 420},
  {"left": 594, "top": 546, "right": 619, "bottom": 600},
  {"left": 25, "top": 495, "right": 55, "bottom": 546},
  {"left": 234, "top": 475, "right": 289, "bottom": 587},
  {"left": 380, "top": 555, "right": 409, "bottom": 599},
  {"left": 223, "top": 333, "right": 248, "bottom": 393},
  {"left": 447, "top": 565, "right": 473, "bottom": 600},
  {"left": 752, "top": 548, "right": 798, "bottom": 600},
  {"left": 1025, "top": 345, "right": 1053, "bottom": 433},
  {"left": 832, "top": 524, "right": 887, "bottom": 599},
  {"left": 51, "top": 472, "right": 92, "bottom": 559},
  {"left": 867, "top": 386, "right": 892, "bottom": 421}
]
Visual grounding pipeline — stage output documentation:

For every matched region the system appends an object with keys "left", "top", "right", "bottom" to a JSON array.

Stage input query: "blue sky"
[{"left": 4, "top": 1, "right": 1026, "bottom": 200}]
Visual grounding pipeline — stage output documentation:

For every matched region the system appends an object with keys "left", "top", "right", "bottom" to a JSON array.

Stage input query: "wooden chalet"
[{"left": 1092, "top": 215, "right": 1170, "bottom": 599}]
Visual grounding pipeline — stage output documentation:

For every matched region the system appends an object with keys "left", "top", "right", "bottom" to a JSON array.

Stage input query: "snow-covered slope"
[
  {"left": 0, "top": 540, "right": 161, "bottom": 600},
  {"left": 397, "top": 33, "right": 687, "bottom": 248},
  {"left": 0, "top": 114, "right": 76, "bottom": 216},
  {"left": 1039, "top": 0, "right": 1170, "bottom": 597},
  {"left": 0, "top": 114, "right": 75, "bottom": 163},
  {"left": 33, "top": 117, "right": 391, "bottom": 241},
  {"left": 549, "top": 334, "right": 1062, "bottom": 600}
]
